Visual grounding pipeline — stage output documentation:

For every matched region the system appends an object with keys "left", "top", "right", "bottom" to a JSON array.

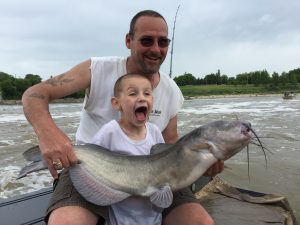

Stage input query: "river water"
[{"left": 0, "top": 95, "right": 299, "bottom": 221}]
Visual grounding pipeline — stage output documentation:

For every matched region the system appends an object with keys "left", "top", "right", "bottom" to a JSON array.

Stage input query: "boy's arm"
[{"left": 22, "top": 59, "right": 91, "bottom": 178}]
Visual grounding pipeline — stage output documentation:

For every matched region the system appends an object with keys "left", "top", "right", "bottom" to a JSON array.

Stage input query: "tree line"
[
  {"left": 1, "top": 68, "right": 300, "bottom": 100},
  {"left": 0, "top": 72, "right": 42, "bottom": 99},
  {"left": 174, "top": 68, "right": 300, "bottom": 87},
  {"left": 0, "top": 72, "right": 85, "bottom": 100}
]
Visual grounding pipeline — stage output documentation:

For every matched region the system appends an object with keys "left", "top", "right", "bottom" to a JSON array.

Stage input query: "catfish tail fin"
[
  {"left": 22, "top": 145, "right": 43, "bottom": 161},
  {"left": 17, "top": 146, "right": 47, "bottom": 179},
  {"left": 17, "top": 161, "right": 48, "bottom": 179}
]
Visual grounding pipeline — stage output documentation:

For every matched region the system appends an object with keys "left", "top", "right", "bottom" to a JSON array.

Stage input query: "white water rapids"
[{"left": 0, "top": 95, "right": 299, "bottom": 221}]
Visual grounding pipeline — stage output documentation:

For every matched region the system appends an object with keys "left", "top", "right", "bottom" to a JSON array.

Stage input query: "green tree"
[
  {"left": 271, "top": 72, "right": 280, "bottom": 86},
  {"left": 227, "top": 77, "right": 237, "bottom": 85},
  {"left": 216, "top": 69, "right": 221, "bottom": 85},
  {"left": 260, "top": 70, "right": 270, "bottom": 84},
  {"left": 15, "top": 78, "right": 31, "bottom": 98},
  {"left": 174, "top": 73, "right": 196, "bottom": 86},
  {"left": 25, "top": 74, "right": 42, "bottom": 85},
  {"left": 0, "top": 72, "right": 16, "bottom": 99},
  {"left": 0, "top": 79, "right": 17, "bottom": 99},
  {"left": 279, "top": 72, "right": 289, "bottom": 85},
  {"left": 220, "top": 75, "right": 228, "bottom": 84},
  {"left": 0, "top": 72, "right": 14, "bottom": 82},
  {"left": 204, "top": 74, "right": 217, "bottom": 85},
  {"left": 236, "top": 73, "right": 248, "bottom": 85},
  {"left": 286, "top": 68, "right": 300, "bottom": 82}
]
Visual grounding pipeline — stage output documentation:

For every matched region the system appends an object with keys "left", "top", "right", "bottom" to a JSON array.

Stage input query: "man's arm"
[
  {"left": 22, "top": 59, "right": 91, "bottom": 178},
  {"left": 162, "top": 116, "right": 179, "bottom": 144}
]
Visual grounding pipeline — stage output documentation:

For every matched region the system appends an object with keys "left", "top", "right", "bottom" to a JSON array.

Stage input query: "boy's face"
[{"left": 112, "top": 76, "right": 153, "bottom": 126}]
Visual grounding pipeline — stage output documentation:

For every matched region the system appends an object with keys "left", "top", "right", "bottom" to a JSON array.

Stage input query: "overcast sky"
[{"left": 1, "top": 0, "right": 300, "bottom": 80}]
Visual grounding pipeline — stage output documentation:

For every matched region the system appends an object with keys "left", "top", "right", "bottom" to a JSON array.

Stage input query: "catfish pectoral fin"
[
  {"left": 150, "top": 184, "right": 173, "bottom": 208},
  {"left": 69, "top": 165, "right": 131, "bottom": 206}
]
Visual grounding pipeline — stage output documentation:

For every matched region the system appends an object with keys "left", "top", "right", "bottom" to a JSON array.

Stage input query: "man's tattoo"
[
  {"left": 28, "top": 93, "right": 45, "bottom": 99},
  {"left": 45, "top": 73, "right": 74, "bottom": 86}
]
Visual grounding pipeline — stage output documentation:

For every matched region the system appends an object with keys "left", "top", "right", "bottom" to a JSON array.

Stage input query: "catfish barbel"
[{"left": 18, "top": 120, "right": 263, "bottom": 209}]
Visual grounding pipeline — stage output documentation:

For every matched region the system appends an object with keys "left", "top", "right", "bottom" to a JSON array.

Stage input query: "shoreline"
[
  {"left": 0, "top": 98, "right": 84, "bottom": 105},
  {"left": 0, "top": 94, "right": 284, "bottom": 105},
  {"left": 184, "top": 93, "right": 282, "bottom": 100}
]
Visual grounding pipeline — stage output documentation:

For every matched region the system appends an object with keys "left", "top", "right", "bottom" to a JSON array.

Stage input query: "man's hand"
[
  {"left": 22, "top": 60, "right": 91, "bottom": 178},
  {"left": 203, "top": 160, "right": 224, "bottom": 177},
  {"left": 39, "top": 129, "right": 78, "bottom": 179}
]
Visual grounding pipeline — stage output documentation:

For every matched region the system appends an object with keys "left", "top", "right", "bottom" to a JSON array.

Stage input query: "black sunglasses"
[{"left": 139, "top": 36, "right": 171, "bottom": 48}]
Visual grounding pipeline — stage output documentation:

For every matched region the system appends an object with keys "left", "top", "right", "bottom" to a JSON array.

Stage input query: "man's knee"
[
  {"left": 48, "top": 206, "right": 98, "bottom": 225},
  {"left": 163, "top": 203, "right": 214, "bottom": 225}
]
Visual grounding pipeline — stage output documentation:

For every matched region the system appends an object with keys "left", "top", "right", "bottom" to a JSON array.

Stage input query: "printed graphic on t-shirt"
[{"left": 150, "top": 109, "right": 161, "bottom": 117}]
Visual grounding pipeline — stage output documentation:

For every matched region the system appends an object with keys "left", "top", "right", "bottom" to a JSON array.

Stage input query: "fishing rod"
[{"left": 169, "top": 5, "right": 180, "bottom": 78}]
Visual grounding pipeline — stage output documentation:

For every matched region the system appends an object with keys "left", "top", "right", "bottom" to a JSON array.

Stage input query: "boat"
[
  {"left": 283, "top": 91, "right": 296, "bottom": 99},
  {"left": 0, "top": 176, "right": 298, "bottom": 225}
]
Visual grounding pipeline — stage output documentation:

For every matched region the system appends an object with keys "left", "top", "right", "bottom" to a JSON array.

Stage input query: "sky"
[{"left": 1, "top": 0, "right": 300, "bottom": 80}]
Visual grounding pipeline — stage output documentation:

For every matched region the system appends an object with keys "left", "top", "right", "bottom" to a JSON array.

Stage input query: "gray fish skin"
[{"left": 19, "top": 120, "right": 253, "bottom": 207}]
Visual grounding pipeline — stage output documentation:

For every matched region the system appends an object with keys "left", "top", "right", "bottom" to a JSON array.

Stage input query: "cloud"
[{"left": 0, "top": 0, "right": 299, "bottom": 79}]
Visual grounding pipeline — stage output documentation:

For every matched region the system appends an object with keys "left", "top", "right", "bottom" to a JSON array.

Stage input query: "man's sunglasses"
[{"left": 139, "top": 36, "right": 171, "bottom": 48}]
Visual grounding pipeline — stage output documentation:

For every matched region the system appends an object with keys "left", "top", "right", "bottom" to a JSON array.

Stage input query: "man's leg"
[
  {"left": 45, "top": 169, "right": 107, "bottom": 225},
  {"left": 163, "top": 203, "right": 214, "bottom": 225},
  {"left": 162, "top": 187, "right": 214, "bottom": 225},
  {"left": 48, "top": 206, "right": 98, "bottom": 225}
]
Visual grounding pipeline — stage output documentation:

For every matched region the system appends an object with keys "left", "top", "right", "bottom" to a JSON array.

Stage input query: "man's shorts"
[{"left": 45, "top": 169, "right": 199, "bottom": 224}]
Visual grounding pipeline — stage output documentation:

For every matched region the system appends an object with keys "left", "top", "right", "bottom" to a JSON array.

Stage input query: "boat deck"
[
  {"left": 0, "top": 177, "right": 298, "bottom": 225},
  {"left": 0, "top": 188, "right": 52, "bottom": 225}
]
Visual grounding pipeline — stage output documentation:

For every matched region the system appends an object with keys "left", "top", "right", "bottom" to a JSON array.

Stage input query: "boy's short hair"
[{"left": 113, "top": 73, "right": 152, "bottom": 97}]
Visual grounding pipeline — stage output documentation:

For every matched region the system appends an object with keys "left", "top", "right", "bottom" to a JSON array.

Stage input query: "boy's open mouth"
[{"left": 135, "top": 106, "right": 148, "bottom": 121}]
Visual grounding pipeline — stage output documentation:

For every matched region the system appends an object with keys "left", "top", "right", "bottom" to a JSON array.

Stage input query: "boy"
[{"left": 90, "top": 73, "right": 165, "bottom": 225}]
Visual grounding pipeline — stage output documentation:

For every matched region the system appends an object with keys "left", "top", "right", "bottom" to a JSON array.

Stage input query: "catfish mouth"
[{"left": 135, "top": 106, "right": 148, "bottom": 122}]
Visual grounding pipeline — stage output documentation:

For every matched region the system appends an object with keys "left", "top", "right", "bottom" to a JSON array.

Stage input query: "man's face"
[{"left": 126, "top": 16, "right": 169, "bottom": 75}]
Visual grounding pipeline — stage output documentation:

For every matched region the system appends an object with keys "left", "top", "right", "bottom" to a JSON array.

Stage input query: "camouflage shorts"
[{"left": 45, "top": 169, "right": 199, "bottom": 224}]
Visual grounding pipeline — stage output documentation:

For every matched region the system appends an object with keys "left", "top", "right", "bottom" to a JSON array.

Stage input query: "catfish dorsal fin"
[
  {"left": 150, "top": 143, "right": 173, "bottom": 155},
  {"left": 190, "top": 143, "right": 210, "bottom": 151}
]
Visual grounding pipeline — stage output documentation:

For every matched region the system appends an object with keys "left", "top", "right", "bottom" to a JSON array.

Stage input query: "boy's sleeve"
[{"left": 90, "top": 128, "right": 104, "bottom": 146}]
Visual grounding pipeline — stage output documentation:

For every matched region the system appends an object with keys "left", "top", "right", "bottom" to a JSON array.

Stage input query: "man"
[{"left": 22, "top": 10, "right": 223, "bottom": 225}]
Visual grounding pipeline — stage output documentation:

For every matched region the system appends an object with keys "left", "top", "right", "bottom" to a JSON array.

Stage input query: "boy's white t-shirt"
[{"left": 90, "top": 120, "right": 165, "bottom": 225}]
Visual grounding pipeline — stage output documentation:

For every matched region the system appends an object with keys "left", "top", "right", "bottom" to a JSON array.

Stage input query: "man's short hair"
[{"left": 129, "top": 10, "right": 167, "bottom": 36}]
